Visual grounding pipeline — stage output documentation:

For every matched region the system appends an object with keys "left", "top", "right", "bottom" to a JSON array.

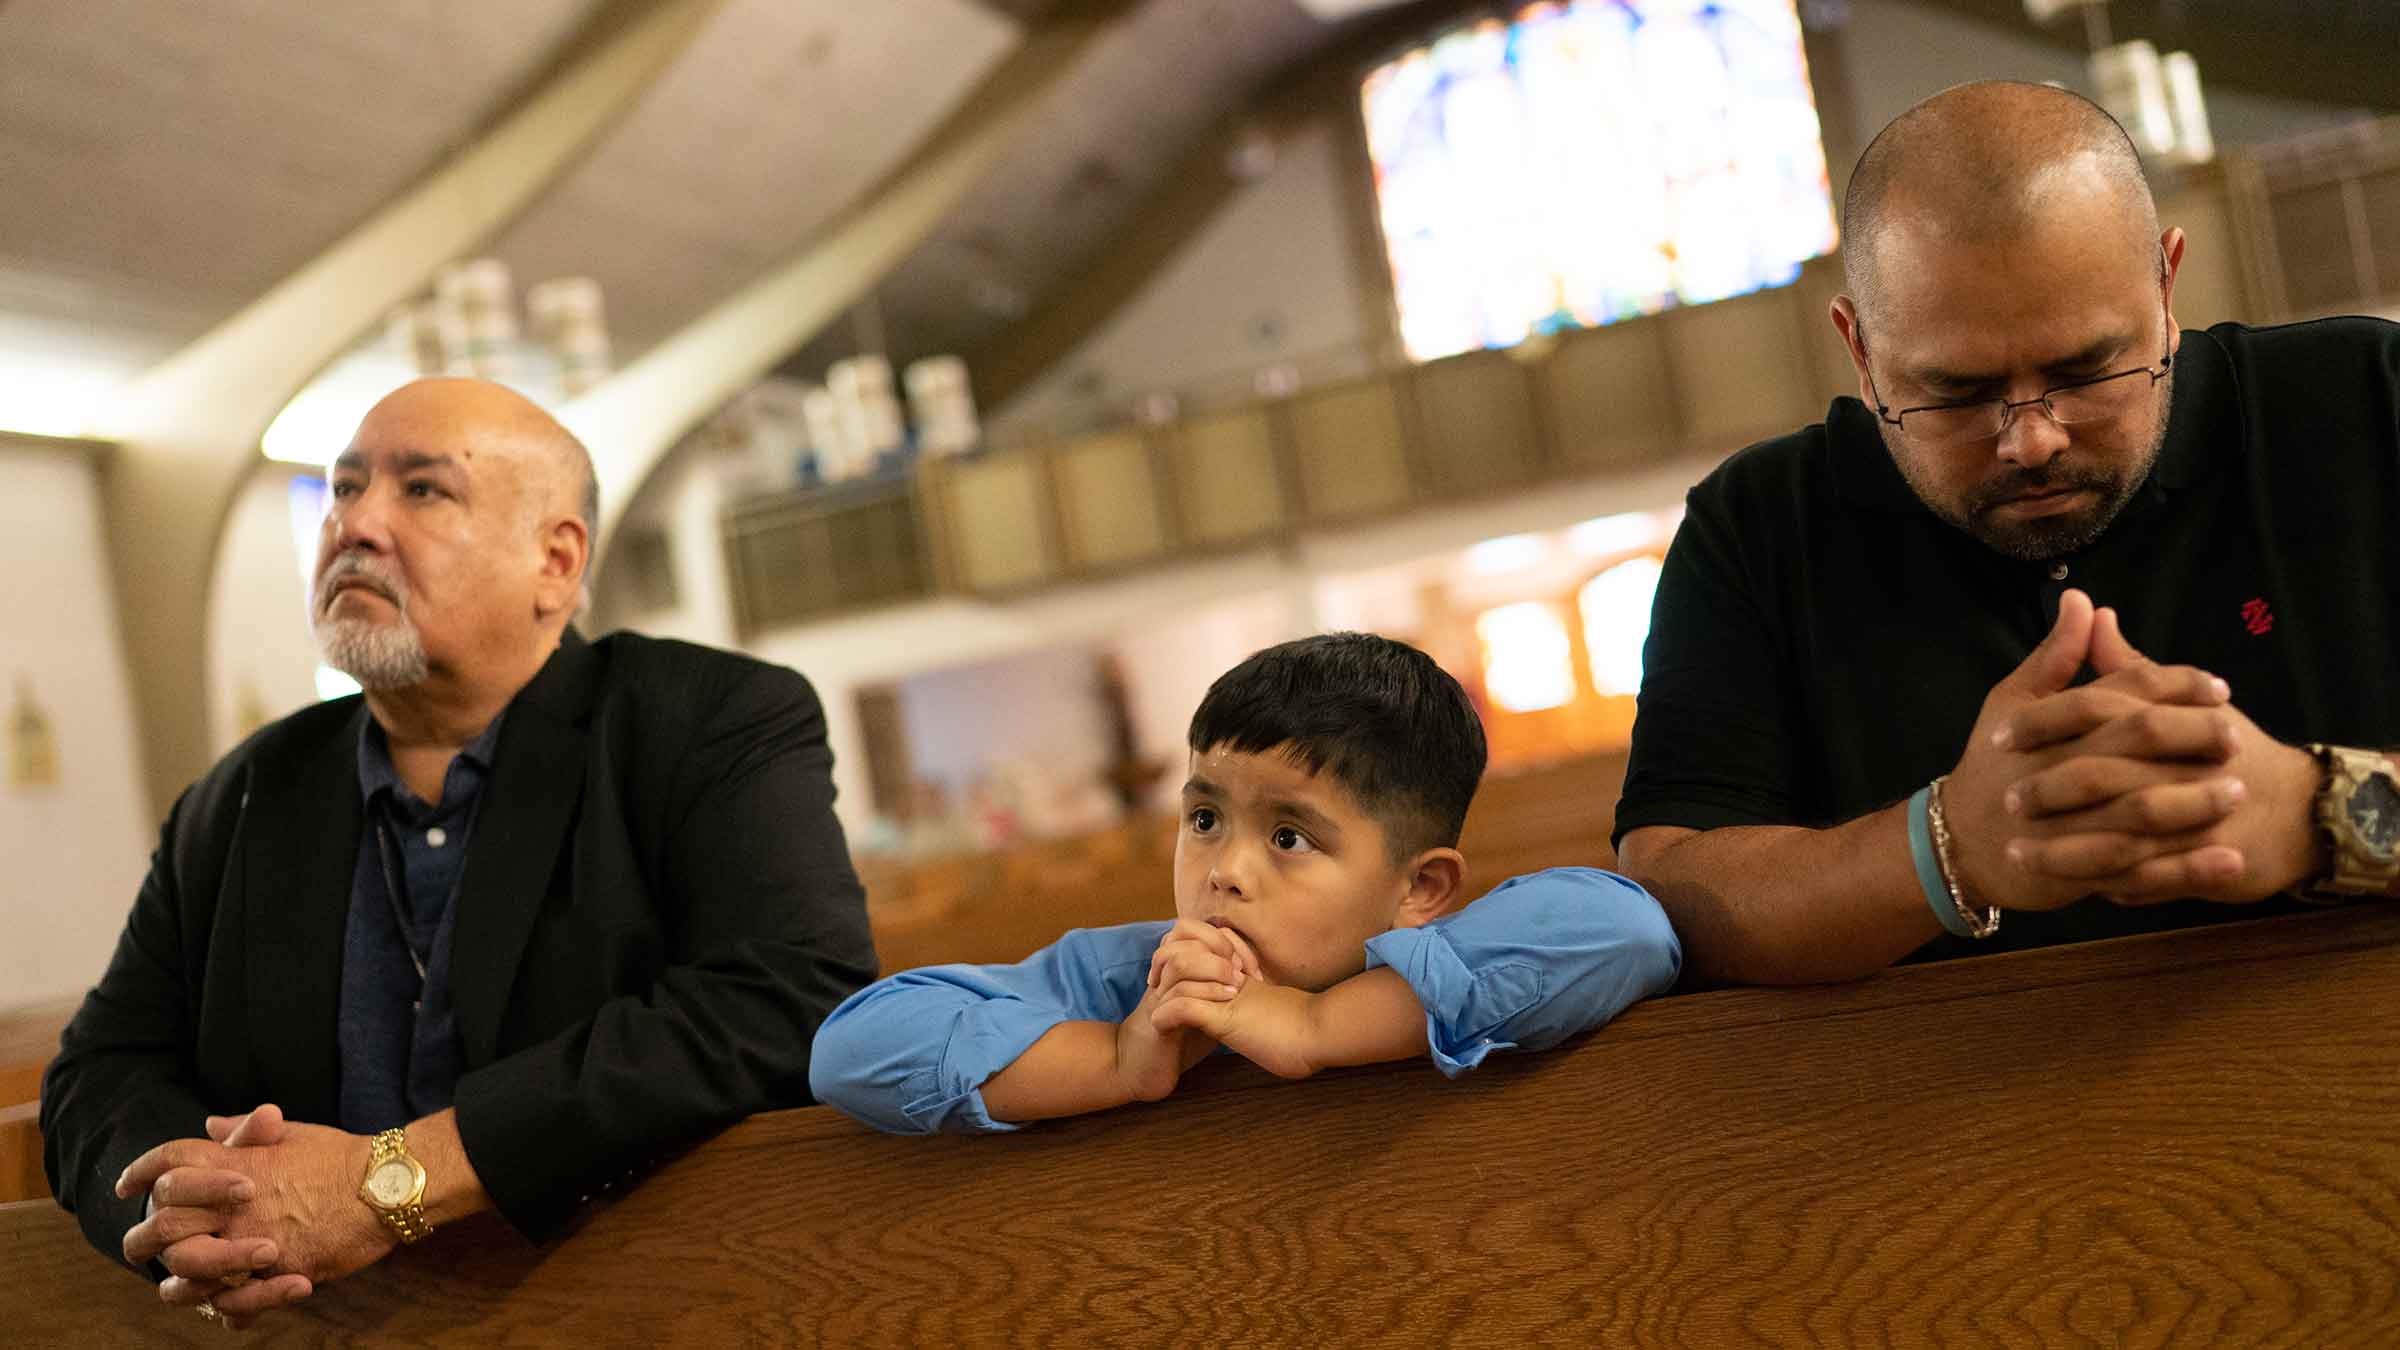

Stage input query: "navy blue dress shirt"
[{"left": 336, "top": 714, "right": 503, "bottom": 1133}]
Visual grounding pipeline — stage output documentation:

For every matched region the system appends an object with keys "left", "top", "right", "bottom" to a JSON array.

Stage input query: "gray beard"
[{"left": 313, "top": 614, "right": 429, "bottom": 690}]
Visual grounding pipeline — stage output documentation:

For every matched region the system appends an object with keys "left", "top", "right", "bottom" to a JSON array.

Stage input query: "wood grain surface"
[{"left": 8, "top": 905, "right": 2399, "bottom": 1348}]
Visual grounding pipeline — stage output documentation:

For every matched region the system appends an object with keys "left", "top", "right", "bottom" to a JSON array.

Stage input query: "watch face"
[
  {"left": 2351, "top": 774, "right": 2400, "bottom": 855},
  {"left": 366, "top": 1159, "right": 418, "bottom": 1207}
]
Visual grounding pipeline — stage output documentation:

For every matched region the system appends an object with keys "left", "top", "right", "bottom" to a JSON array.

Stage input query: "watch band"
[
  {"left": 2305, "top": 744, "right": 2400, "bottom": 899},
  {"left": 364, "top": 1128, "right": 436, "bottom": 1244}
]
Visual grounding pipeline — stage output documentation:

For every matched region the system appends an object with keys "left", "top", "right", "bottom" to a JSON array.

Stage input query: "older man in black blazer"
[{"left": 41, "top": 378, "right": 878, "bottom": 1329}]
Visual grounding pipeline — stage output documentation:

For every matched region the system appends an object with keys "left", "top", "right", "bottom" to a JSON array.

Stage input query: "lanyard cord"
[{"left": 371, "top": 815, "right": 431, "bottom": 988}]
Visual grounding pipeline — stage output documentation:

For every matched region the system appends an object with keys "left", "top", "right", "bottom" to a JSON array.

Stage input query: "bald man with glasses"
[{"left": 1613, "top": 81, "right": 2400, "bottom": 986}]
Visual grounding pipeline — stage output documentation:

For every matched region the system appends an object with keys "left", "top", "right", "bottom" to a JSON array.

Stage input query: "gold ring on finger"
[
  {"left": 219, "top": 1271, "right": 252, "bottom": 1289},
  {"left": 196, "top": 1299, "right": 223, "bottom": 1322}
]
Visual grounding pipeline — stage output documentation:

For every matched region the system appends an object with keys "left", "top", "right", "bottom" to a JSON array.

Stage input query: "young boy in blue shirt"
[{"left": 810, "top": 632, "right": 1680, "bottom": 1134}]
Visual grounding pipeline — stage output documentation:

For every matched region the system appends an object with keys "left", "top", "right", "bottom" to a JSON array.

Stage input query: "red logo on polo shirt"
[{"left": 2241, "top": 598, "right": 2274, "bottom": 636}]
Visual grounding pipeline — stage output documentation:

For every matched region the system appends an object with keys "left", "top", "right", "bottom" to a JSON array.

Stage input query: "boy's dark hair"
[{"left": 1186, "top": 632, "right": 1487, "bottom": 862}]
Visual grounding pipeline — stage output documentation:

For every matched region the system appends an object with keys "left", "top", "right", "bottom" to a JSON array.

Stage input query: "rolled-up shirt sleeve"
[
  {"left": 810, "top": 922, "right": 1166, "bottom": 1135},
  {"left": 1364, "top": 867, "right": 1680, "bottom": 1077}
]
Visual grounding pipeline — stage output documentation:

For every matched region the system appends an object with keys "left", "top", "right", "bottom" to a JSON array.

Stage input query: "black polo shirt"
[{"left": 1616, "top": 317, "right": 2400, "bottom": 960}]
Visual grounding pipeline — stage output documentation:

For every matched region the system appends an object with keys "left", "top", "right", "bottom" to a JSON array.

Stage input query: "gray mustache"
[{"left": 315, "top": 555, "right": 408, "bottom": 614}]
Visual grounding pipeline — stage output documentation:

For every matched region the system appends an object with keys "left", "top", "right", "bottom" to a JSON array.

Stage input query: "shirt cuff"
[
  {"left": 908, "top": 998, "right": 1078, "bottom": 1134},
  {"left": 1363, "top": 927, "right": 1543, "bottom": 1079}
]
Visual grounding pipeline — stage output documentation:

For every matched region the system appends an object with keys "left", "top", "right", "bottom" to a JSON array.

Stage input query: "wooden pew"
[
  {"left": 0, "top": 998, "right": 77, "bottom": 1204},
  {"left": 8, "top": 905, "right": 2398, "bottom": 1345},
  {"left": 0, "top": 999, "right": 76, "bottom": 1104}
]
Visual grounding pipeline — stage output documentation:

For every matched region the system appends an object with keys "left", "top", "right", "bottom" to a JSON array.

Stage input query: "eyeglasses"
[{"left": 1870, "top": 353, "right": 2172, "bottom": 448}]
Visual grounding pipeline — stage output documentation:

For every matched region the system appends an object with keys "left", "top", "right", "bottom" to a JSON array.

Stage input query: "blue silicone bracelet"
[{"left": 1908, "top": 784, "right": 1975, "bottom": 938}]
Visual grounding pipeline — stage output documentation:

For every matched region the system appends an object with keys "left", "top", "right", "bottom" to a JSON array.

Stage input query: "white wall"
[
  {"left": 0, "top": 442, "right": 151, "bottom": 1009},
  {"left": 895, "top": 643, "right": 1114, "bottom": 800},
  {"left": 208, "top": 464, "right": 332, "bottom": 758}
]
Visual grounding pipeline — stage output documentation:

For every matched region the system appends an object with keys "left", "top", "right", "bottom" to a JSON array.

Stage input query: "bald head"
[
  {"left": 1843, "top": 81, "right": 2160, "bottom": 323},
  {"left": 356, "top": 377, "right": 598, "bottom": 534}
]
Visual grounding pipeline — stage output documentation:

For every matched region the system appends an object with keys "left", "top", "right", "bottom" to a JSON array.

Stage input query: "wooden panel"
[
  {"left": 1168, "top": 408, "right": 1287, "bottom": 547},
  {"left": 2270, "top": 181, "right": 2361, "bottom": 317},
  {"left": 0, "top": 1000, "right": 75, "bottom": 1087},
  {"left": 1053, "top": 431, "right": 1170, "bottom": 571},
  {"left": 10, "top": 907, "right": 2400, "bottom": 1344},
  {"left": 1663, "top": 285, "right": 1815, "bottom": 451},
  {"left": 724, "top": 481, "right": 936, "bottom": 633},
  {"left": 937, "top": 452, "right": 1059, "bottom": 593},
  {"left": 1543, "top": 319, "right": 1680, "bottom": 470},
  {"left": 1286, "top": 377, "right": 1413, "bottom": 523},
  {"left": 2162, "top": 173, "right": 2258, "bottom": 328},
  {"left": 2, "top": 1000, "right": 79, "bottom": 1202},
  {"left": 1409, "top": 349, "right": 1544, "bottom": 497},
  {"left": 2365, "top": 166, "right": 2400, "bottom": 297},
  {"left": 0, "top": 1102, "right": 40, "bottom": 1204}
]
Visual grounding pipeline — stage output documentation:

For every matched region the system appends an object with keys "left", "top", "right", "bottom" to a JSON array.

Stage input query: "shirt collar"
[
  {"left": 1827, "top": 396, "right": 1921, "bottom": 513},
  {"left": 2145, "top": 327, "right": 2227, "bottom": 494},
  {"left": 357, "top": 709, "right": 507, "bottom": 811}
]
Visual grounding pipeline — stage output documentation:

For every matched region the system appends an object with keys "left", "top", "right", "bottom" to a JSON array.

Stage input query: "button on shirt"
[
  {"left": 808, "top": 867, "right": 1682, "bottom": 1135},
  {"left": 337, "top": 714, "right": 504, "bottom": 1133}
]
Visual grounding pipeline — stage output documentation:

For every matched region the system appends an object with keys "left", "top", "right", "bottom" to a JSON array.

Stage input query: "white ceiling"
[
  {"left": 481, "top": 0, "right": 1022, "bottom": 364},
  {"left": 0, "top": 0, "right": 599, "bottom": 376}
]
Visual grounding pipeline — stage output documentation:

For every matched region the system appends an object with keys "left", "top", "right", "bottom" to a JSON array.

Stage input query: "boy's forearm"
[
  {"left": 1300, "top": 968, "right": 1431, "bottom": 1070},
  {"left": 977, "top": 1021, "right": 1137, "bottom": 1123}
]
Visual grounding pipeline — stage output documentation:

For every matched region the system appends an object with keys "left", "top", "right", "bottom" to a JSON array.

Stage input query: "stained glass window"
[{"left": 1362, "top": 0, "right": 1838, "bottom": 362}]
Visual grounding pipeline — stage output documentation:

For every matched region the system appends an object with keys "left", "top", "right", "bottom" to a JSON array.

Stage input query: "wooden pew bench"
[
  {"left": 9, "top": 906, "right": 2398, "bottom": 1345},
  {"left": 0, "top": 999, "right": 77, "bottom": 1204}
]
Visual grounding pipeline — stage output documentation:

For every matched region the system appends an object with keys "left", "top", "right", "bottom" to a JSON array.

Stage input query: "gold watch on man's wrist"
[
  {"left": 2305, "top": 744, "right": 2400, "bottom": 899},
  {"left": 359, "top": 1128, "right": 435, "bottom": 1244}
]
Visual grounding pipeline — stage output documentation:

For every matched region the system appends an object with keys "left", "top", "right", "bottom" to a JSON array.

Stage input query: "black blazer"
[{"left": 42, "top": 631, "right": 878, "bottom": 1257}]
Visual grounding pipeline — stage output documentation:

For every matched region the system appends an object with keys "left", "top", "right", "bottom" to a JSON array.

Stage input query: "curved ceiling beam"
[
  {"left": 100, "top": 0, "right": 727, "bottom": 817},
  {"left": 564, "top": 3, "right": 1135, "bottom": 554}
]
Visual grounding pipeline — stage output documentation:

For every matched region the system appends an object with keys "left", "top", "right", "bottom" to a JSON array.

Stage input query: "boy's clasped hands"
[{"left": 1129, "top": 919, "right": 1319, "bottom": 1091}]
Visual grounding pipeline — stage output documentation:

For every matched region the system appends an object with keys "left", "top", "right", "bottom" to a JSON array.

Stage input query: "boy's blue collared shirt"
[{"left": 810, "top": 866, "right": 1681, "bottom": 1135}]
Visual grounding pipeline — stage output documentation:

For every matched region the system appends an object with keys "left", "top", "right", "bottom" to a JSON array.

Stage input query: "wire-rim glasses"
[{"left": 1870, "top": 353, "right": 2173, "bottom": 448}]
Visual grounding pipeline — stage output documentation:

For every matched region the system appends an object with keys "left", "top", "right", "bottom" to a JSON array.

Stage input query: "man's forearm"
[
  {"left": 405, "top": 1110, "right": 492, "bottom": 1227},
  {"left": 1622, "top": 805, "right": 1943, "bottom": 986},
  {"left": 978, "top": 1021, "right": 1139, "bottom": 1123}
]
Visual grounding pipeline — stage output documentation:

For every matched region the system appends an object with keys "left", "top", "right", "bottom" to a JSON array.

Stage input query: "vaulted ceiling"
[{"left": 0, "top": 0, "right": 2390, "bottom": 435}]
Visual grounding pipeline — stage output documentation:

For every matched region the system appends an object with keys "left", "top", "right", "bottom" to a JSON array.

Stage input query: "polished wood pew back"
[{"left": 9, "top": 906, "right": 2398, "bottom": 1346}]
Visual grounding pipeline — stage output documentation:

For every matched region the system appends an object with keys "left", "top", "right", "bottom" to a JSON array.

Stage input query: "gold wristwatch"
[
  {"left": 359, "top": 1128, "right": 435, "bottom": 1243},
  {"left": 2306, "top": 744, "right": 2400, "bottom": 898}
]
